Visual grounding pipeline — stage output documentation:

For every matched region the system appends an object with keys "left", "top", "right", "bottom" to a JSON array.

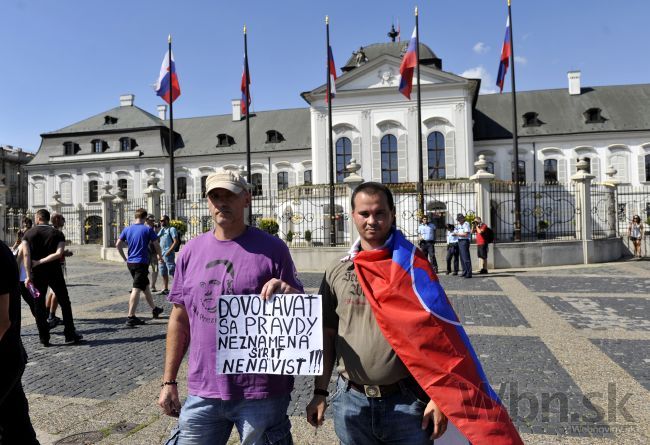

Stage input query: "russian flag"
[
  {"left": 353, "top": 230, "right": 524, "bottom": 445},
  {"left": 326, "top": 46, "right": 337, "bottom": 103},
  {"left": 496, "top": 16, "right": 511, "bottom": 93},
  {"left": 155, "top": 50, "right": 180, "bottom": 104},
  {"left": 399, "top": 27, "right": 418, "bottom": 99},
  {"left": 240, "top": 56, "right": 251, "bottom": 117}
]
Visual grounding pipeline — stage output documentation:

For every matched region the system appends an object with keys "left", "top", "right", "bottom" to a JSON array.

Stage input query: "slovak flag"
[
  {"left": 399, "top": 27, "right": 418, "bottom": 99},
  {"left": 326, "top": 46, "right": 337, "bottom": 103},
  {"left": 240, "top": 56, "right": 251, "bottom": 117},
  {"left": 496, "top": 16, "right": 511, "bottom": 93},
  {"left": 353, "top": 230, "right": 524, "bottom": 445},
  {"left": 155, "top": 50, "right": 181, "bottom": 104}
]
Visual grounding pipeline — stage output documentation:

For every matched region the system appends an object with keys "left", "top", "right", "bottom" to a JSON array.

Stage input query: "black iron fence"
[
  {"left": 616, "top": 185, "right": 650, "bottom": 258},
  {"left": 490, "top": 182, "right": 578, "bottom": 242},
  {"left": 387, "top": 181, "right": 476, "bottom": 243}
]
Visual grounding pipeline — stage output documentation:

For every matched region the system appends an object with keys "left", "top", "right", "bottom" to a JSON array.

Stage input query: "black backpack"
[{"left": 482, "top": 226, "right": 495, "bottom": 244}]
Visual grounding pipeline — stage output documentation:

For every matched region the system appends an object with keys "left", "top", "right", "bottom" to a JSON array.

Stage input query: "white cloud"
[
  {"left": 473, "top": 42, "right": 490, "bottom": 54},
  {"left": 515, "top": 56, "right": 528, "bottom": 65},
  {"left": 460, "top": 65, "right": 498, "bottom": 94}
]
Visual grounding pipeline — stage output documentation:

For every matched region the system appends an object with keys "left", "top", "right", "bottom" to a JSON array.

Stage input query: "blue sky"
[{"left": 2, "top": 0, "right": 649, "bottom": 152}]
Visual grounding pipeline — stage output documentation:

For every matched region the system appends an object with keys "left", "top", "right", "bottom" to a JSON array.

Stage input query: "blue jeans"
[
  {"left": 331, "top": 377, "right": 433, "bottom": 445},
  {"left": 458, "top": 239, "right": 472, "bottom": 277},
  {"left": 159, "top": 253, "right": 176, "bottom": 277},
  {"left": 167, "top": 393, "right": 292, "bottom": 445}
]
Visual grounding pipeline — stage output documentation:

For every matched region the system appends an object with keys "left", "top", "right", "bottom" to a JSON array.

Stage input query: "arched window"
[
  {"left": 610, "top": 153, "right": 629, "bottom": 182},
  {"left": 645, "top": 154, "right": 650, "bottom": 182},
  {"left": 117, "top": 178, "right": 128, "bottom": 199},
  {"left": 63, "top": 142, "right": 78, "bottom": 156},
  {"left": 216, "top": 134, "right": 235, "bottom": 147},
  {"left": 486, "top": 161, "right": 495, "bottom": 174},
  {"left": 427, "top": 132, "right": 445, "bottom": 179},
  {"left": 511, "top": 160, "right": 526, "bottom": 183},
  {"left": 177, "top": 177, "right": 187, "bottom": 199},
  {"left": 381, "top": 134, "right": 398, "bottom": 183},
  {"left": 266, "top": 130, "right": 285, "bottom": 143},
  {"left": 60, "top": 180, "right": 72, "bottom": 204},
  {"left": 303, "top": 169, "right": 312, "bottom": 185},
  {"left": 251, "top": 173, "right": 263, "bottom": 196},
  {"left": 88, "top": 180, "right": 99, "bottom": 202},
  {"left": 277, "top": 172, "right": 289, "bottom": 190},
  {"left": 33, "top": 182, "right": 45, "bottom": 205},
  {"left": 582, "top": 157, "right": 592, "bottom": 174},
  {"left": 544, "top": 159, "right": 558, "bottom": 183},
  {"left": 200, "top": 175, "right": 208, "bottom": 197},
  {"left": 336, "top": 137, "right": 352, "bottom": 183}
]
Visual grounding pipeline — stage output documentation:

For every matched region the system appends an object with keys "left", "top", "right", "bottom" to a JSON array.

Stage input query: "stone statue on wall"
[{"left": 353, "top": 47, "right": 368, "bottom": 66}]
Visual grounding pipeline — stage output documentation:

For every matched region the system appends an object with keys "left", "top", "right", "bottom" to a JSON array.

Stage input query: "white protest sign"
[{"left": 216, "top": 294, "right": 323, "bottom": 375}]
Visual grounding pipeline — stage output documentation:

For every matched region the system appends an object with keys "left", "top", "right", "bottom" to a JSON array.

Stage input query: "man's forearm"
[
  {"left": 22, "top": 242, "right": 32, "bottom": 280},
  {"left": 163, "top": 305, "right": 190, "bottom": 381},
  {"left": 36, "top": 248, "right": 64, "bottom": 266},
  {"left": 314, "top": 330, "right": 336, "bottom": 391}
]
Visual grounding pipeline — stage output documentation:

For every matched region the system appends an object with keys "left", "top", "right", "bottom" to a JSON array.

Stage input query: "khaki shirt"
[{"left": 320, "top": 258, "right": 409, "bottom": 385}]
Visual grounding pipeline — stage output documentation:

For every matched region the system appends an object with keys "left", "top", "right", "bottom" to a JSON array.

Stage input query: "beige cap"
[{"left": 205, "top": 170, "right": 249, "bottom": 195}]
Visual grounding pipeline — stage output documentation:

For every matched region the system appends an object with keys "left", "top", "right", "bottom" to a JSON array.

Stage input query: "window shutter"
[
  {"left": 397, "top": 134, "right": 407, "bottom": 182},
  {"left": 569, "top": 158, "right": 577, "bottom": 177},
  {"left": 61, "top": 181, "right": 72, "bottom": 204},
  {"left": 271, "top": 171, "right": 278, "bottom": 193},
  {"left": 127, "top": 179, "right": 134, "bottom": 200},
  {"left": 591, "top": 157, "right": 601, "bottom": 182},
  {"left": 289, "top": 171, "right": 296, "bottom": 187},
  {"left": 352, "top": 137, "right": 361, "bottom": 167},
  {"left": 558, "top": 159, "right": 567, "bottom": 183},
  {"left": 371, "top": 136, "right": 380, "bottom": 182},
  {"left": 444, "top": 131, "right": 456, "bottom": 178},
  {"left": 83, "top": 180, "right": 89, "bottom": 203},
  {"left": 638, "top": 155, "right": 647, "bottom": 182}
]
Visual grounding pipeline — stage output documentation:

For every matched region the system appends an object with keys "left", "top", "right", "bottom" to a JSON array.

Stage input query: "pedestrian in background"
[
  {"left": 418, "top": 215, "right": 438, "bottom": 272},
  {"left": 145, "top": 215, "right": 160, "bottom": 293},
  {"left": 115, "top": 208, "right": 164, "bottom": 327},
  {"left": 472, "top": 216, "right": 489, "bottom": 274},
  {"left": 628, "top": 215, "right": 644, "bottom": 258},
  {"left": 445, "top": 223, "right": 459, "bottom": 275},
  {"left": 455, "top": 214, "right": 472, "bottom": 278},
  {"left": 157, "top": 215, "right": 180, "bottom": 295}
]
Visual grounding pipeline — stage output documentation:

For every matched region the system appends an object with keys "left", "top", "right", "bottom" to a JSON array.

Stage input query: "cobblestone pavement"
[{"left": 19, "top": 249, "right": 650, "bottom": 444}]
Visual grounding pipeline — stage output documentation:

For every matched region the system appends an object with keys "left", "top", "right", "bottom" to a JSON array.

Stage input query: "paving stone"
[
  {"left": 540, "top": 296, "right": 650, "bottom": 331},
  {"left": 518, "top": 276, "right": 650, "bottom": 294},
  {"left": 450, "top": 295, "right": 530, "bottom": 327},
  {"left": 590, "top": 339, "right": 650, "bottom": 392}
]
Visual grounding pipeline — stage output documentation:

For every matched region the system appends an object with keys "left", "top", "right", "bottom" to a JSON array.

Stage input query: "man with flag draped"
[{"left": 306, "top": 182, "right": 523, "bottom": 445}]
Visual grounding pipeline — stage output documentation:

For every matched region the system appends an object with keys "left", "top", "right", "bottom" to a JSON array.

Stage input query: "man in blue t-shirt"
[
  {"left": 157, "top": 215, "right": 180, "bottom": 295},
  {"left": 116, "top": 208, "right": 165, "bottom": 327}
]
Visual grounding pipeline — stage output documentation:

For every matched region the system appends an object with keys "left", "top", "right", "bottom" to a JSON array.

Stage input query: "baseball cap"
[
  {"left": 205, "top": 170, "right": 249, "bottom": 195},
  {"left": 456, "top": 213, "right": 465, "bottom": 221}
]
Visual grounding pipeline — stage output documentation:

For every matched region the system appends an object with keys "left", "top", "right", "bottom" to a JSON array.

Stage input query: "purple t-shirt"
[{"left": 168, "top": 227, "right": 304, "bottom": 400}]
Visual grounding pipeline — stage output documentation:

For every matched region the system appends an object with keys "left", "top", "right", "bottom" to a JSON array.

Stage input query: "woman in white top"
[{"left": 628, "top": 215, "right": 644, "bottom": 258}]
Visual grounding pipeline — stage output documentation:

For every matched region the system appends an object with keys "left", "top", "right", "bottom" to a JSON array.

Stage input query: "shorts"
[
  {"left": 159, "top": 254, "right": 176, "bottom": 277},
  {"left": 149, "top": 260, "right": 159, "bottom": 273},
  {"left": 477, "top": 243, "right": 489, "bottom": 259},
  {"left": 630, "top": 237, "right": 640, "bottom": 242},
  {"left": 127, "top": 263, "right": 150, "bottom": 291}
]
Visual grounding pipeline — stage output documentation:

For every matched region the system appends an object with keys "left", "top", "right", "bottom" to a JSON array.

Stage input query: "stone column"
[
  {"left": 343, "top": 159, "right": 364, "bottom": 246},
  {"left": 572, "top": 159, "right": 595, "bottom": 264},
  {"left": 113, "top": 191, "right": 126, "bottom": 236},
  {"left": 143, "top": 174, "right": 164, "bottom": 219},
  {"left": 469, "top": 155, "right": 496, "bottom": 228},
  {"left": 77, "top": 203, "right": 85, "bottom": 244},
  {"left": 603, "top": 166, "right": 619, "bottom": 238},
  {"left": 49, "top": 191, "right": 63, "bottom": 215},
  {"left": 0, "top": 174, "right": 7, "bottom": 243},
  {"left": 100, "top": 183, "right": 116, "bottom": 248}
]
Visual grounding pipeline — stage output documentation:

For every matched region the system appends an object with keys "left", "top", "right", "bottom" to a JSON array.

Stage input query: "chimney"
[
  {"left": 232, "top": 99, "right": 242, "bottom": 121},
  {"left": 568, "top": 71, "right": 581, "bottom": 95},
  {"left": 120, "top": 94, "right": 135, "bottom": 106},
  {"left": 157, "top": 104, "right": 168, "bottom": 120}
]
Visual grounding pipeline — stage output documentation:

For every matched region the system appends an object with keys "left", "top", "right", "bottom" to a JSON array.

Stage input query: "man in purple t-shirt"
[
  {"left": 116, "top": 208, "right": 164, "bottom": 327},
  {"left": 158, "top": 170, "right": 303, "bottom": 445}
]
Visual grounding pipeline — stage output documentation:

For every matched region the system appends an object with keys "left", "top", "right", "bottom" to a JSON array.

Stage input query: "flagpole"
[
  {"left": 168, "top": 34, "right": 176, "bottom": 219},
  {"left": 244, "top": 25, "right": 252, "bottom": 226},
  {"left": 508, "top": 0, "right": 522, "bottom": 241},
  {"left": 415, "top": 7, "right": 424, "bottom": 217},
  {"left": 326, "top": 16, "right": 336, "bottom": 247}
]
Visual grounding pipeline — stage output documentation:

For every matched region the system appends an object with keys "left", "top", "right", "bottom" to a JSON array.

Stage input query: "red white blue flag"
[
  {"left": 399, "top": 27, "right": 418, "bottom": 99},
  {"left": 240, "top": 56, "right": 251, "bottom": 117},
  {"left": 496, "top": 16, "right": 512, "bottom": 93},
  {"left": 326, "top": 46, "right": 337, "bottom": 103},
  {"left": 155, "top": 50, "right": 181, "bottom": 104},
  {"left": 353, "top": 230, "right": 523, "bottom": 445}
]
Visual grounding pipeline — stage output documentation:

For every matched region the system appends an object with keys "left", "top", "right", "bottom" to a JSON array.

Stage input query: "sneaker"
[
  {"left": 40, "top": 336, "right": 50, "bottom": 347},
  {"left": 152, "top": 306, "right": 164, "bottom": 319},
  {"left": 47, "top": 315, "right": 61, "bottom": 329},
  {"left": 479, "top": 269, "right": 488, "bottom": 274},
  {"left": 64, "top": 331, "right": 83, "bottom": 345},
  {"left": 452, "top": 272, "right": 458, "bottom": 276},
  {"left": 160, "top": 289, "right": 170, "bottom": 296},
  {"left": 151, "top": 287, "right": 159, "bottom": 293},
  {"left": 125, "top": 316, "right": 146, "bottom": 327}
]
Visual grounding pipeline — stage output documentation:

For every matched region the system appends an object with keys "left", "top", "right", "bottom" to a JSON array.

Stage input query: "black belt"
[{"left": 343, "top": 375, "right": 422, "bottom": 399}]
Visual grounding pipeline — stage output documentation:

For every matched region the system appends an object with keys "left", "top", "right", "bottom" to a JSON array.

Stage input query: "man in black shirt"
[
  {"left": 22, "top": 209, "right": 82, "bottom": 346},
  {"left": 0, "top": 240, "right": 40, "bottom": 444}
]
